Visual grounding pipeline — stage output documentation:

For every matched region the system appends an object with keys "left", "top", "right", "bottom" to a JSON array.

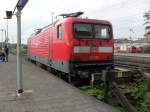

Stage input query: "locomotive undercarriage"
[
  {"left": 28, "top": 55, "right": 114, "bottom": 85},
  {"left": 68, "top": 60, "right": 114, "bottom": 85}
]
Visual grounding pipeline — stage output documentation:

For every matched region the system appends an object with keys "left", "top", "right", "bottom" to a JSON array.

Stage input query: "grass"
[
  {"left": 80, "top": 86, "right": 125, "bottom": 112},
  {"left": 80, "top": 76, "right": 150, "bottom": 112},
  {"left": 81, "top": 86, "right": 104, "bottom": 99}
]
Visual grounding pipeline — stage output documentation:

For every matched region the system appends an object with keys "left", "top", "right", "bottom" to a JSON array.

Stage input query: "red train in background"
[{"left": 27, "top": 12, "right": 114, "bottom": 82}]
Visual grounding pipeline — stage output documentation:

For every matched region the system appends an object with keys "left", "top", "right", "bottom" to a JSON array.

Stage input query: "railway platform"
[{"left": 0, "top": 55, "right": 116, "bottom": 112}]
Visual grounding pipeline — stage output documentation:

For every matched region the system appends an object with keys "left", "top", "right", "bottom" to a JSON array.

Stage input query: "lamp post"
[
  {"left": 16, "top": 7, "right": 23, "bottom": 93},
  {"left": 5, "top": 0, "right": 29, "bottom": 94}
]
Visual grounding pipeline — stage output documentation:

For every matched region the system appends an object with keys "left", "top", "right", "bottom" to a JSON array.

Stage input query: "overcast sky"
[{"left": 0, "top": 0, "right": 149, "bottom": 44}]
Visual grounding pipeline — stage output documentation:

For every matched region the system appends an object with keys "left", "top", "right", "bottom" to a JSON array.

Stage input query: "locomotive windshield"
[
  {"left": 94, "top": 25, "right": 110, "bottom": 39},
  {"left": 74, "top": 23, "right": 92, "bottom": 38},
  {"left": 74, "top": 23, "right": 111, "bottom": 39}
]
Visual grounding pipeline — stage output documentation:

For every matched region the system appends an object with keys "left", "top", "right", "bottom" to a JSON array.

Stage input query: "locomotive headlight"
[
  {"left": 74, "top": 46, "right": 90, "bottom": 53},
  {"left": 98, "top": 47, "right": 113, "bottom": 53}
]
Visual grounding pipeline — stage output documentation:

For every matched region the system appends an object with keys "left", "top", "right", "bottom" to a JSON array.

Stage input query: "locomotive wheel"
[
  {"left": 70, "top": 74, "right": 80, "bottom": 86},
  {"left": 60, "top": 73, "right": 67, "bottom": 81},
  {"left": 36, "top": 62, "right": 45, "bottom": 69},
  {"left": 47, "top": 66, "right": 55, "bottom": 72},
  {"left": 36, "top": 61, "right": 40, "bottom": 66},
  {"left": 30, "top": 59, "right": 36, "bottom": 64},
  {"left": 58, "top": 72, "right": 62, "bottom": 78},
  {"left": 67, "top": 75, "right": 71, "bottom": 83},
  {"left": 42, "top": 64, "right": 47, "bottom": 70},
  {"left": 46, "top": 66, "right": 52, "bottom": 72}
]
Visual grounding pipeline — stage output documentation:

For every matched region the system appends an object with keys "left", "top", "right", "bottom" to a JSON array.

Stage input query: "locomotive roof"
[
  {"left": 59, "top": 17, "right": 112, "bottom": 25},
  {"left": 29, "top": 17, "right": 112, "bottom": 38}
]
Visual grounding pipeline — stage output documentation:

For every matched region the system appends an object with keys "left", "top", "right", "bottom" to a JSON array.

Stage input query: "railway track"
[
  {"left": 115, "top": 53, "right": 150, "bottom": 73},
  {"left": 115, "top": 60, "right": 150, "bottom": 73}
]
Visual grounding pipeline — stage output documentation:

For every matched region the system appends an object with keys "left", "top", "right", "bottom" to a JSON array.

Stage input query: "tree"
[{"left": 143, "top": 10, "right": 150, "bottom": 43}]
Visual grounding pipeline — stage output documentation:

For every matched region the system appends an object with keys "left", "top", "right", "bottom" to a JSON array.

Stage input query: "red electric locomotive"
[{"left": 27, "top": 12, "right": 114, "bottom": 81}]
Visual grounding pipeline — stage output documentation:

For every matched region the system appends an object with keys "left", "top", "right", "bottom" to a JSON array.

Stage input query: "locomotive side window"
[
  {"left": 74, "top": 23, "right": 92, "bottom": 38},
  {"left": 94, "top": 25, "right": 111, "bottom": 39},
  {"left": 57, "top": 25, "right": 62, "bottom": 39}
]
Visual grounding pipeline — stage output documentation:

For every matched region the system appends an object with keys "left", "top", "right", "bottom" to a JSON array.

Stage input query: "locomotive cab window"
[
  {"left": 94, "top": 25, "right": 111, "bottom": 39},
  {"left": 57, "top": 25, "right": 62, "bottom": 39},
  {"left": 74, "top": 23, "right": 92, "bottom": 38}
]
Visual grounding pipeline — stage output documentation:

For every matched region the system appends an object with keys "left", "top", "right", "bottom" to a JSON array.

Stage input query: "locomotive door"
[{"left": 48, "top": 27, "right": 53, "bottom": 65}]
